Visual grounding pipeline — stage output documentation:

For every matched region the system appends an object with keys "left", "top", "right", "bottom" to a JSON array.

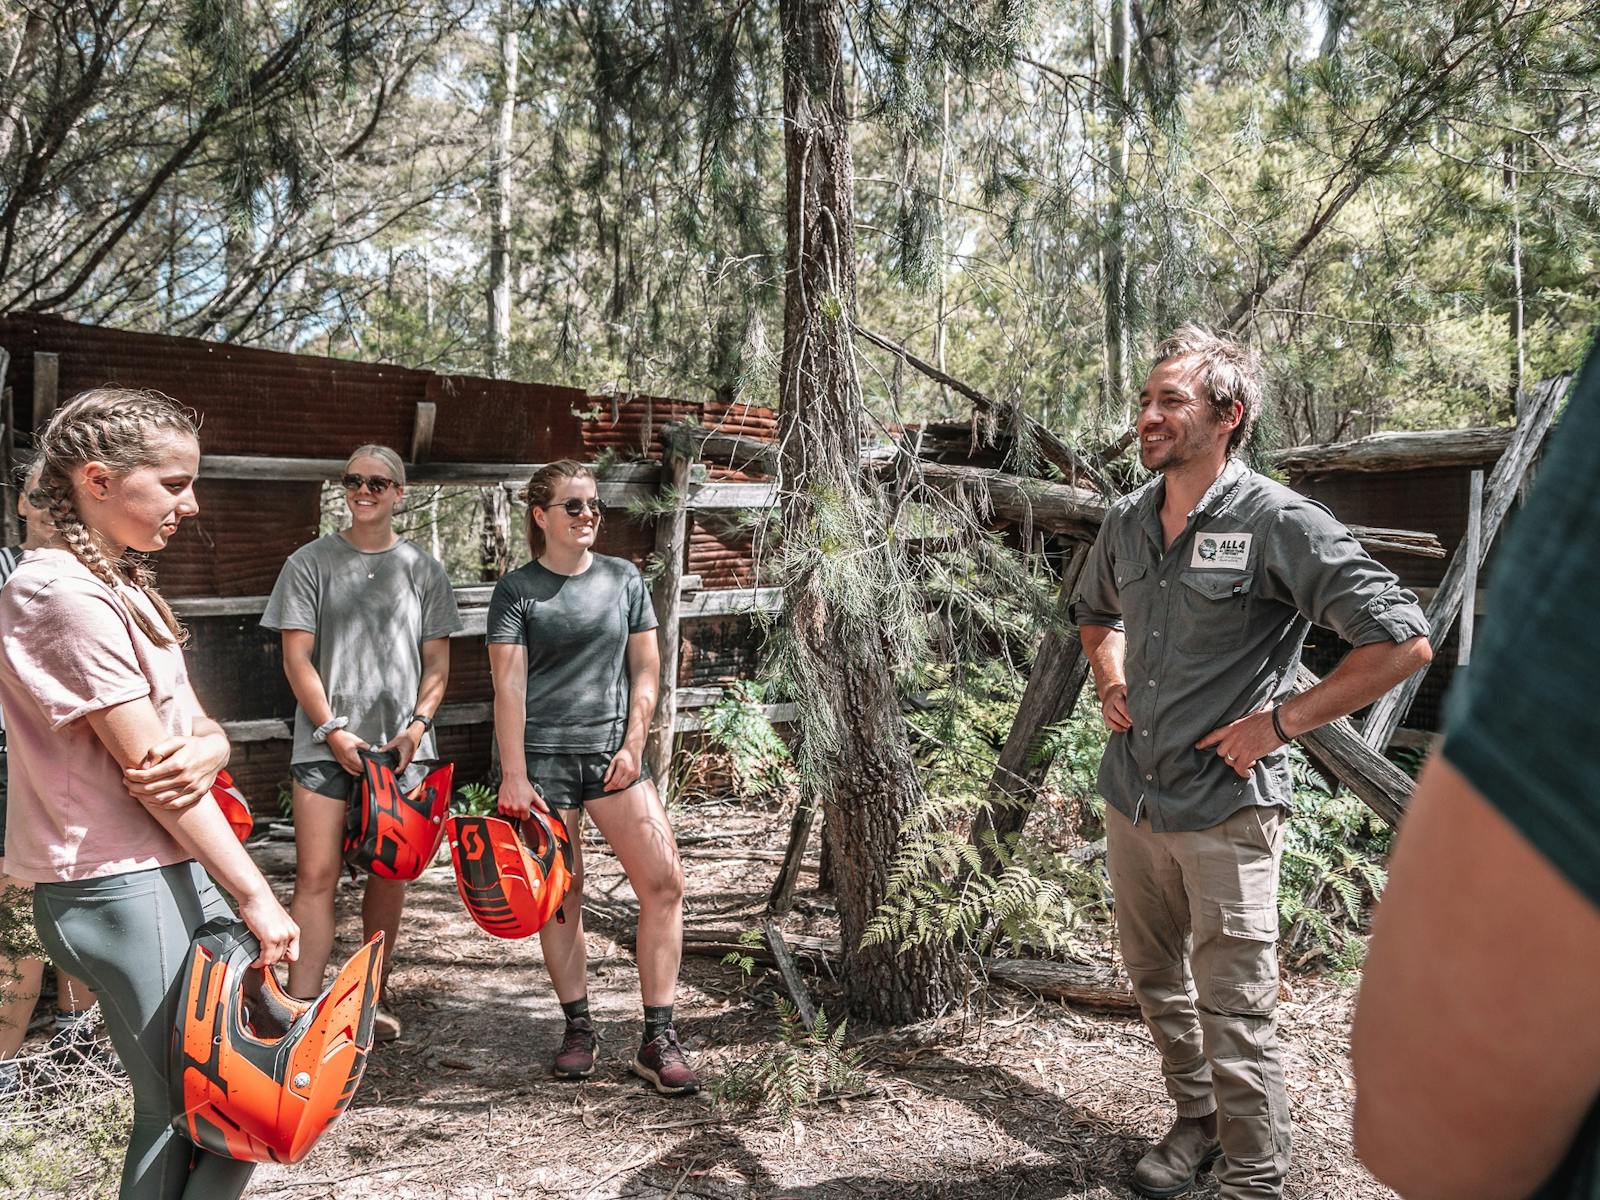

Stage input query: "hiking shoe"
[
  {"left": 1131, "top": 1115, "right": 1222, "bottom": 1198},
  {"left": 373, "top": 1006, "right": 402, "bottom": 1044},
  {"left": 552, "top": 1018, "right": 599, "bottom": 1080},
  {"left": 630, "top": 1027, "right": 699, "bottom": 1096}
]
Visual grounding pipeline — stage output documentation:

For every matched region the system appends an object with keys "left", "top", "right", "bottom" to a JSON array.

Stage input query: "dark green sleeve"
[
  {"left": 486, "top": 576, "right": 526, "bottom": 645},
  {"left": 628, "top": 564, "right": 658, "bottom": 634},
  {"left": 1441, "top": 335, "right": 1600, "bottom": 912}
]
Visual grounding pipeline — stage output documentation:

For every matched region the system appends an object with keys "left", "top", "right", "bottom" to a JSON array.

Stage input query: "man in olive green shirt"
[{"left": 1071, "top": 325, "right": 1433, "bottom": 1199}]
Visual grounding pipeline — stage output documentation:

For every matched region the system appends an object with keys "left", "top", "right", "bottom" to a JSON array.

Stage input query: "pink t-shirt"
[{"left": 0, "top": 548, "right": 199, "bottom": 882}]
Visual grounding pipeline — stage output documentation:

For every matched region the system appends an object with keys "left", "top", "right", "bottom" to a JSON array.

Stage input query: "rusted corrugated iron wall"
[{"left": 0, "top": 315, "right": 776, "bottom": 801}]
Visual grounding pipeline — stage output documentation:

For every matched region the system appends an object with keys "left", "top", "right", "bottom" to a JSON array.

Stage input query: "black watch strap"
[{"left": 409, "top": 713, "right": 434, "bottom": 734}]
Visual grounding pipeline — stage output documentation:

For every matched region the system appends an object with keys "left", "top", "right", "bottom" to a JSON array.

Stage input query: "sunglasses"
[
  {"left": 544, "top": 497, "right": 606, "bottom": 518},
  {"left": 342, "top": 474, "right": 397, "bottom": 495}
]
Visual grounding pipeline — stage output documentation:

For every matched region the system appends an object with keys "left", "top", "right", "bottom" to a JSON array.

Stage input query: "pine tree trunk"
[
  {"left": 487, "top": 0, "right": 517, "bottom": 379},
  {"left": 776, "top": 0, "right": 963, "bottom": 1025}
]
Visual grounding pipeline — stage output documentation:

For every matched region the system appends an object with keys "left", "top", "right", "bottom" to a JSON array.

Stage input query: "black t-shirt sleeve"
[
  {"left": 486, "top": 575, "right": 527, "bottom": 645},
  {"left": 1440, "top": 337, "right": 1600, "bottom": 912},
  {"left": 627, "top": 564, "right": 658, "bottom": 634}
]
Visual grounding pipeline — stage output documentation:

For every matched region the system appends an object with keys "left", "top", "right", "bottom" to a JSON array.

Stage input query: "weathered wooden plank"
[
  {"left": 767, "top": 795, "right": 817, "bottom": 916},
  {"left": 1362, "top": 372, "right": 1571, "bottom": 748},
  {"left": 970, "top": 541, "right": 1095, "bottom": 870},
  {"left": 31, "top": 350, "right": 57, "bottom": 430},
  {"left": 763, "top": 920, "right": 818, "bottom": 1027},
  {"left": 410, "top": 401, "right": 437, "bottom": 463},
  {"left": 1457, "top": 470, "right": 1484, "bottom": 666}
]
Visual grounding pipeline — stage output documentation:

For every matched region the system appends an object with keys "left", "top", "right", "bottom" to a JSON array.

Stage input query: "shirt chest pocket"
[
  {"left": 1114, "top": 558, "right": 1151, "bottom": 594},
  {"left": 1176, "top": 570, "right": 1254, "bottom": 655}
]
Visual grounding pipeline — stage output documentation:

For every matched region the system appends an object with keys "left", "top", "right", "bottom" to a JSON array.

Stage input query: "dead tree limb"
[
  {"left": 854, "top": 327, "right": 1115, "bottom": 496},
  {"left": 1294, "top": 665, "right": 1414, "bottom": 827}
]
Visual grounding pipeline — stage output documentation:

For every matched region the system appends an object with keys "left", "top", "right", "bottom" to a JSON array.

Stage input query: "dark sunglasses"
[
  {"left": 544, "top": 497, "right": 605, "bottom": 518},
  {"left": 342, "top": 473, "right": 397, "bottom": 494}
]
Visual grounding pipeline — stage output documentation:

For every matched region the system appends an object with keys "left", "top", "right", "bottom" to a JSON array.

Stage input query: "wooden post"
[
  {"left": 1458, "top": 470, "right": 1484, "bottom": 666},
  {"left": 410, "top": 401, "right": 437, "bottom": 464},
  {"left": 969, "top": 540, "right": 1095, "bottom": 871},
  {"left": 767, "top": 794, "right": 816, "bottom": 915},
  {"left": 762, "top": 919, "right": 817, "bottom": 1028},
  {"left": 645, "top": 449, "right": 691, "bottom": 799},
  {"left": 32, "top": 351, "right": 58, "bottom": 431}
]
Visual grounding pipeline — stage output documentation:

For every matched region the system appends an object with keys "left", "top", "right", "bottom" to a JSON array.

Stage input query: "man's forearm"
[
  {"left": 1080, "top": 624, "right": 1127, "bottom": 699},
  {"left": 1280, "top": 636, "right": 1433, "bottom": 737}
]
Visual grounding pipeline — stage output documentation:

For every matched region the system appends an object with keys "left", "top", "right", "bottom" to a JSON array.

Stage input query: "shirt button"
[
  {"left": 1144, "top": 773, "right": 1153, "bottom": 781},
  {"left": 1141, "top": 729, "right": 1150, "bottom": 737},
  {"left": 1147, "top": 680, "right": 1156, "bottom": 688},
  {"left": 1152, "top": 630, "right": 1161, "bottom": 638},
  {"left": 1159, "top": 580, "right": 1168, "bottom": 588}
]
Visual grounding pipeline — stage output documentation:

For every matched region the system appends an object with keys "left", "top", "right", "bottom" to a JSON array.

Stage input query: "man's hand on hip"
[{"left": 1195, "top": 707, "right": 1286, "bottom": 778}]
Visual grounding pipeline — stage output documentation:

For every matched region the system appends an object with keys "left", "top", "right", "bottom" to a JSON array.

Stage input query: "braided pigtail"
[{"left": 32, "top": 389, "right": 198, "bottom": 647}]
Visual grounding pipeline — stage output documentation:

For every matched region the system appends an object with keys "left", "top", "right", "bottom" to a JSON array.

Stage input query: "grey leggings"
[{"left": 33, "top": 861, "right": 254, "bottom": 1200}]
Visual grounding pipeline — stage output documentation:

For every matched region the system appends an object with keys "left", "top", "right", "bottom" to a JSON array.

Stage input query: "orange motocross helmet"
[
  {"left": 342, "top": 749, "right": 453, "bottom": 880},
  {"left": 170, "top": 917, "right": 383, "bottom": 1164},
  {"left": 445, "top": 811, "right": 574, "bottom": 938},
  {"left": 211, "top": 768, "right": 253, "bottom": 842}
]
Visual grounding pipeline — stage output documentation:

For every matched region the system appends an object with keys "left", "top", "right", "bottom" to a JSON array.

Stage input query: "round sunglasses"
[{"left": 543, "top": 497, "right": 606, "bottom": 518}]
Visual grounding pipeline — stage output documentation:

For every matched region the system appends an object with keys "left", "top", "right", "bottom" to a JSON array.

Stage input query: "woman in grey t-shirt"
[
  {"left": 488, "top": 460, "right": 697, "bottom": 1096},
  {"left": 262, "top": 444, "right": 461, "bottom": 1041}
]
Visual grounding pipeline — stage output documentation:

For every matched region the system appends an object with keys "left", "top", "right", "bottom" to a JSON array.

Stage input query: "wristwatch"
[{"left": 408, "top": 713, "right": 434, "bottom": 734}]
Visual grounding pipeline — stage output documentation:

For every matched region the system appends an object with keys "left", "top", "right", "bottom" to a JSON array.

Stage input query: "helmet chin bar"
[
  {"left": 445, "top": 811, "right": 575, "bottom": 939},
  {"left": 343, "top": 749, "right": 453, "bottom": 880},
  {"left": 171, "top": 918, "right": 383, "bottom": 1164}
]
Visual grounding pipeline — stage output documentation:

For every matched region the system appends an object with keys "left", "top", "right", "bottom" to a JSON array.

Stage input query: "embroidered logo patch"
[{"left": 1190, "top": 531, "right": 1252, "bottom": 570}]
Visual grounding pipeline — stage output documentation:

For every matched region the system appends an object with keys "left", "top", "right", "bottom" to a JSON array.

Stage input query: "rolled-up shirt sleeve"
[
  {"left": 1068, "top": 523, "right": 1124, "bottom": 630},
  {"left": 1259, "top": 500, "right": 1431, "bottom": 646}
]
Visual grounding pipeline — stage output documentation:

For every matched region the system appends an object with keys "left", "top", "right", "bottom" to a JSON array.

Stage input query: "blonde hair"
[
  {"left": 30, "top": 389, "right": 197, "bottom": 646},
  {"left": 519, "top": 460, "right": 596, "bottom": 558},
  {"left": 345, "top": 444, "right": 406, "bottom": 486}
]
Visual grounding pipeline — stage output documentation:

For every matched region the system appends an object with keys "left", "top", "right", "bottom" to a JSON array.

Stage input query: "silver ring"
[{"left": 1226, "top": 753, "right": 1237, "bottom": 762}]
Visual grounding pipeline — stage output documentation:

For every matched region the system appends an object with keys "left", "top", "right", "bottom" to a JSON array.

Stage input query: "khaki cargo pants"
[{"left": 1106, "top": 802, "right": 1291, "bottom": 1200}]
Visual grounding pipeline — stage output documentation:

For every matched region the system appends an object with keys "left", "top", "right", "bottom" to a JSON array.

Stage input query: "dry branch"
[{"left": 1274, "top": 428, "right": 1512, "bottom": 477}]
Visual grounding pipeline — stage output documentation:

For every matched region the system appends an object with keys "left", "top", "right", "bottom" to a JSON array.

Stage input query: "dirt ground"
[{"left": 222, "top": 794, "right": 1395, "bottom": 1200}]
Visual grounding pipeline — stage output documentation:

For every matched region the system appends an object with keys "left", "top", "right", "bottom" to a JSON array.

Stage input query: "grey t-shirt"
[
  {"left": 487, "top": 554, "right": 657, "bottom": 754},
  {"left": 261, "top": 534, "right": 461, "bottom": 766}
]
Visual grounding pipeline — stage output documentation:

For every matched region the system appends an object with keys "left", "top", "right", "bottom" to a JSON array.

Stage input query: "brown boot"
[{"left": 1131, "top": 1114, "right": 1221, "bottom": 1198}]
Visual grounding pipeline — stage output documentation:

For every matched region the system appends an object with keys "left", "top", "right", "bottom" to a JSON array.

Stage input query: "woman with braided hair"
[{"left": 0, "top": 388, "right": 298, "bottom": 1200}]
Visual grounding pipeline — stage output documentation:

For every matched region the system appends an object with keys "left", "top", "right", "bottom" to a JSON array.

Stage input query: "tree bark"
[
  {"left": 487, "top": 0, "right": 517, "bottom": 379},
  {"left": 777, "top": 0, "right": 962, "bottom": 1024}
]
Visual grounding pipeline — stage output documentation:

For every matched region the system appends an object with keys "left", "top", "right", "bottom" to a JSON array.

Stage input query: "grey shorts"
[
  {"left": 291, "top": 758, "right": 438, "bottom": 802},
  {"left": 526, "top": 751, "right": 646, "bottom": 811}
]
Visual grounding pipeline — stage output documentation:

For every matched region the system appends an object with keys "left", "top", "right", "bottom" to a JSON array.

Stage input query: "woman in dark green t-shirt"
[{"left": 487, "top": 460, "right": 698, "bottom": 1097}]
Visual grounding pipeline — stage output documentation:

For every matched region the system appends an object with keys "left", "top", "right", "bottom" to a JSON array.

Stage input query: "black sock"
[
  {"left": 643, "top": 1004, "right": 673, "bottom": 1042},
  {"left": 561, "top": 996, "right": 591, "bottom": 1026}
]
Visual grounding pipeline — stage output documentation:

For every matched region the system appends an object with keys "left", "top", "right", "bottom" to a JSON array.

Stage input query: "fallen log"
[
  {"left": 1274, "top": 428, "right": 1513, "bottom": 476},
  {"left": 1293, "top": 664, "right": 1414, "bottom": 827},
  {"left": 675, "top": 927, "right": 1138, "bottom": 1013}
]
